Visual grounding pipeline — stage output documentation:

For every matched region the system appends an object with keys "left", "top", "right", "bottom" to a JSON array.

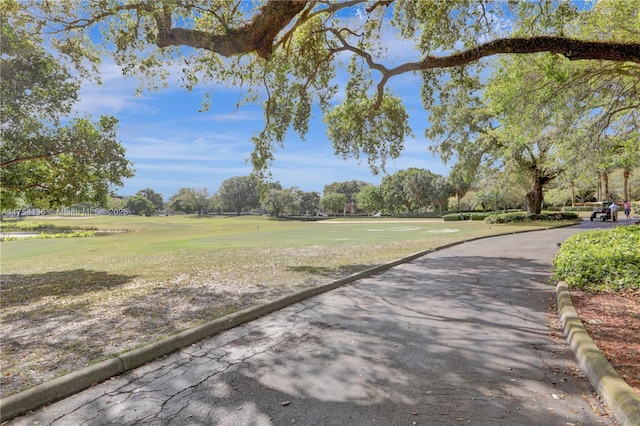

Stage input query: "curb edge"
[{"left": 556, "top": 282, "right": 640, "bottom": 426}]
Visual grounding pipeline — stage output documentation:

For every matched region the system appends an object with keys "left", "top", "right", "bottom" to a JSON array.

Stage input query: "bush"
[
  {"left": 1, "top": 230, "right": 96, "bottom": 242},
  {"left": 553, "top": 226, "right": 640, "bottom": 291},
  {"left": 562, "top": 206, "right": 593, "bottom": 212},
  {"left": 485, "top": 211, "right": 578, "bottom": 224},
  {"left": 548, "top": 211, "right": 579, "bottom": 220},
  {"left": 443, "top": 212, "right": 497, "bottom": 221},
  {"left": 397, "top": 212, "right": 442, "bottom": 219},
  {"left": 0, "top": 221, "right": 55, "bottom": 231},
  {"left": 532, "top": 212, "right": 578, "bottom": 221},
  {"left": 468, "top": 212, "right": 492, "bottom": 221},
  {"left": 485, "top": 212, "right": 528, "bottom": 223},
  {"left": 443, "top": 213, "right": 469, "bottom": 221}
]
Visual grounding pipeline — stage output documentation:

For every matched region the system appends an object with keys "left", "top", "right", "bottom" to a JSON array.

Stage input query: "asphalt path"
[{"left": 7, "top": 219, "right": 628, "bottom": 425}]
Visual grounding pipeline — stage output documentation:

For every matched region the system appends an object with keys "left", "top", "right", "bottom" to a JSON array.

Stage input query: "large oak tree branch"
[
  {"left": 1, "top": 152, "right": 66, "bottom": 169},
  {"left": 39, "top": 2, "right": 640, "bottom": 72},
  {"left": 416, "top": 37, "right": 640, "bottom": 69},
  {"left": 358, "top": 36, "right": 639, "bottom": 110},
  {"left": 152, "top": 0, "right": 640, "bottom": 66},
  {"left": 155, "top": 0, "right": 308, "bottom": 59}
]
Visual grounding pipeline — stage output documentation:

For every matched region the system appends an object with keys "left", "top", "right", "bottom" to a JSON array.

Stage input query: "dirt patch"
[{"left": 570, "top": 290, "right": 640, "bottom": 396}]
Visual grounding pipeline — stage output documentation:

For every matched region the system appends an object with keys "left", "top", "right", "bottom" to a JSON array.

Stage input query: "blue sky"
[{"left": 74, "top": 43, "right": 451, "bottom": 202}]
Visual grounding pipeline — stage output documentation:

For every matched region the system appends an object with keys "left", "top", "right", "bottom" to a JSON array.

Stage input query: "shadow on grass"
[{"left": 0, "top": 270, "right": 138, "bottom": 305}]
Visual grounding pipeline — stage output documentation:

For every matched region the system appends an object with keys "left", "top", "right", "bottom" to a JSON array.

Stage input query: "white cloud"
[
  {"left": 121, "top": 161, "right": 254, "bottom": 197},
  {"left": 73, "top": 61, "right": 147, "bottom": 115},
  {"left": 123, "top": 135, "right": 252, "bottom": 163},
  {"left": 207, "top": 110, "right": 264, "bottom": 122}
]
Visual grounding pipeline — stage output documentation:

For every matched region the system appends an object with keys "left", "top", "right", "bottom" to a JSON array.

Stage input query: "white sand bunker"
[
  {"left": 365, "top": 227, "right": 460, "bottom": 233},
  {"left": 426, "top": 228, "right": 460, "bottom": 233}
]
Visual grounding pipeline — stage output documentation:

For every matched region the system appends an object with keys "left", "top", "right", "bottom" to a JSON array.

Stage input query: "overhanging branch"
[
  {"left": 155, "top": 0, "right": 308, "bottom": 59},
  {"left": 332, "top": 35, "right": 640, "bottom": 110}
]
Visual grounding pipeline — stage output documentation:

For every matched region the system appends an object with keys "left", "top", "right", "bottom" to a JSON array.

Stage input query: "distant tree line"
[
  {"left": 8, "top": 163, "right": 637, "bottom": 219},
  {"left": 118, "top": 163, "right": 640, "bottom": 218},
  {"left": 118, "top": 168, "right": 460, "bottom": 217}
]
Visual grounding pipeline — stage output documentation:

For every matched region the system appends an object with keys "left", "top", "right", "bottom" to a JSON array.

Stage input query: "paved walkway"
[{"left": 5, "top": 220, "right": 630, "bottom": 425}]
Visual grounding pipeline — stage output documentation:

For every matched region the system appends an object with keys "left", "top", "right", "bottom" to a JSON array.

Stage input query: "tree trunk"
[
  {"left": 623, "top": 168, "right": 630, "bottom": 201},
  {"left": 603, "top": 171, "right": 610, "bottom": 200},
  {"left": 525, "top": 178, "right": 544, "bottom": 214},
  {"left": 596, "top": 171, "right": 602, "bottom": 201}
]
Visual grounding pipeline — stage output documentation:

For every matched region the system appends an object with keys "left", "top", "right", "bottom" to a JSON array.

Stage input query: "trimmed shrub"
[
  {"left": 1, "top": 230, "right": 96, "bottom": 242},
  {"left": 443, "top": 213, "right": 469, "bottom": 221},
  {"left": 470, "top": 212, "right": 494, "bottom": 221},
  {"left": 445, "top": 210, "right": 579, "bottom": 223},
  {"left": 553, "top": 225, "right": 640, "bottom": 291},
  {"left": 443, "top": 212, "right": 498, "bottom": 221},
  {"left": 397, "top": 212, "right": 442, "bottom": 219},
  {"left": 485, "top": 212, "right": 528, "bottom": 223},
  {"left": 562, "top": 206, "right": 594, "bottom": 212},
  {"left": 0, "top": 221, "right": 55, "bottom": 231},
  {"left": 546, "top": 211, "right": 579, "bottom": 220},
  {"left": 485, "top": 211, "right": 578, "bottom": 224}
]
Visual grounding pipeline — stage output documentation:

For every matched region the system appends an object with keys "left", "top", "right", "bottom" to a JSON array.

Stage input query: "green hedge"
[
  {"left": 532, "top": 212, "right": 579, "bottom": 221},
  {"left": 397, "top": 212, "right": 443, "bottom": 218},
  {"left": 0, "top": 221, "right": 56, "bottom": 231},
  {"left": 562, "top": 206, "right": 594, "bottom": 212},
  {"left": 1, "top": 230, "right": 96, "bottom": 242},
  {"left": 443, "top": 212, "right": 495, "bottom": 221},
  {"left": 553, "top": 226, "right": 640, "bottom": 291},
  {"left": 485, "top": 211, "right": 578, "bottom": 224}
]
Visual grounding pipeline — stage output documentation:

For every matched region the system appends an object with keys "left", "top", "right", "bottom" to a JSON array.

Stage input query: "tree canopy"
[
  {"left": 424, "top": 1, "right": 639, "bottom": 213},
  {"left": 294, "top": 189, "right": 321, "bottom": 216},
  {"left": 125, "top": 194, "right": 155, "bottom": 216},
  {"left": 0, "top": 20, "right": 134, "bottom": 209},
  {"left": 261, "top": 188, "right": 296, "bottom": 217},
  {"left": 321, "top": 192, "right": 347, "bottom": 216},
  {"left": 136, "top": 188, "right": 165, "bottom": 211},
  {"left": 9, "top": 0, "right": 639, "bottom": 181},
  {"left": 168, "top": 187, "right": 212, "bottom": 215},
  {"left": 323, "top": 180, "right": 370, "bottom": 200},
  {"left": 217, "top": 175, "right": 260, "bottom": 215},
  {"left": 380, "top": 168, "right": 450, "bottom": 214}
]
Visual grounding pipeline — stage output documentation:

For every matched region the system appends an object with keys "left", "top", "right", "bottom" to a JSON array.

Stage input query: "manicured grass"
[
  {"left": 2, "top": 215, "right": 554, "bottom": 273},
  {"left": 0, "top": 215, "right": 564, "bottom": 397}
]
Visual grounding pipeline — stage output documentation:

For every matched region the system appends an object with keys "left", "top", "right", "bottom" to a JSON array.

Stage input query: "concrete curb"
[
  {"left": 2, "top": 239, "right": 471, "bottom": 422},
  {"left": 557, "top": 282, "right": 640, "bottom": 426}
]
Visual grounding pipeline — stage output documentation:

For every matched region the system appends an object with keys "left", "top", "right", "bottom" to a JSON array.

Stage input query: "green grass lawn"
[
  {"left": 0, "top": 214, "right": 565, "bottom": 396},
  {"left": 2, "top": 215, "right": 557, "bottom": 296},
  {"left": 1, "top": 215, "right": 551, "bottom": 274}
]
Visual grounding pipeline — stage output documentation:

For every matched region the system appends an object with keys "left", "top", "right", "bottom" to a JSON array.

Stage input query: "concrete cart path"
[{"left": 8, "top": 223, "right": 619, "bottom": 425}]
